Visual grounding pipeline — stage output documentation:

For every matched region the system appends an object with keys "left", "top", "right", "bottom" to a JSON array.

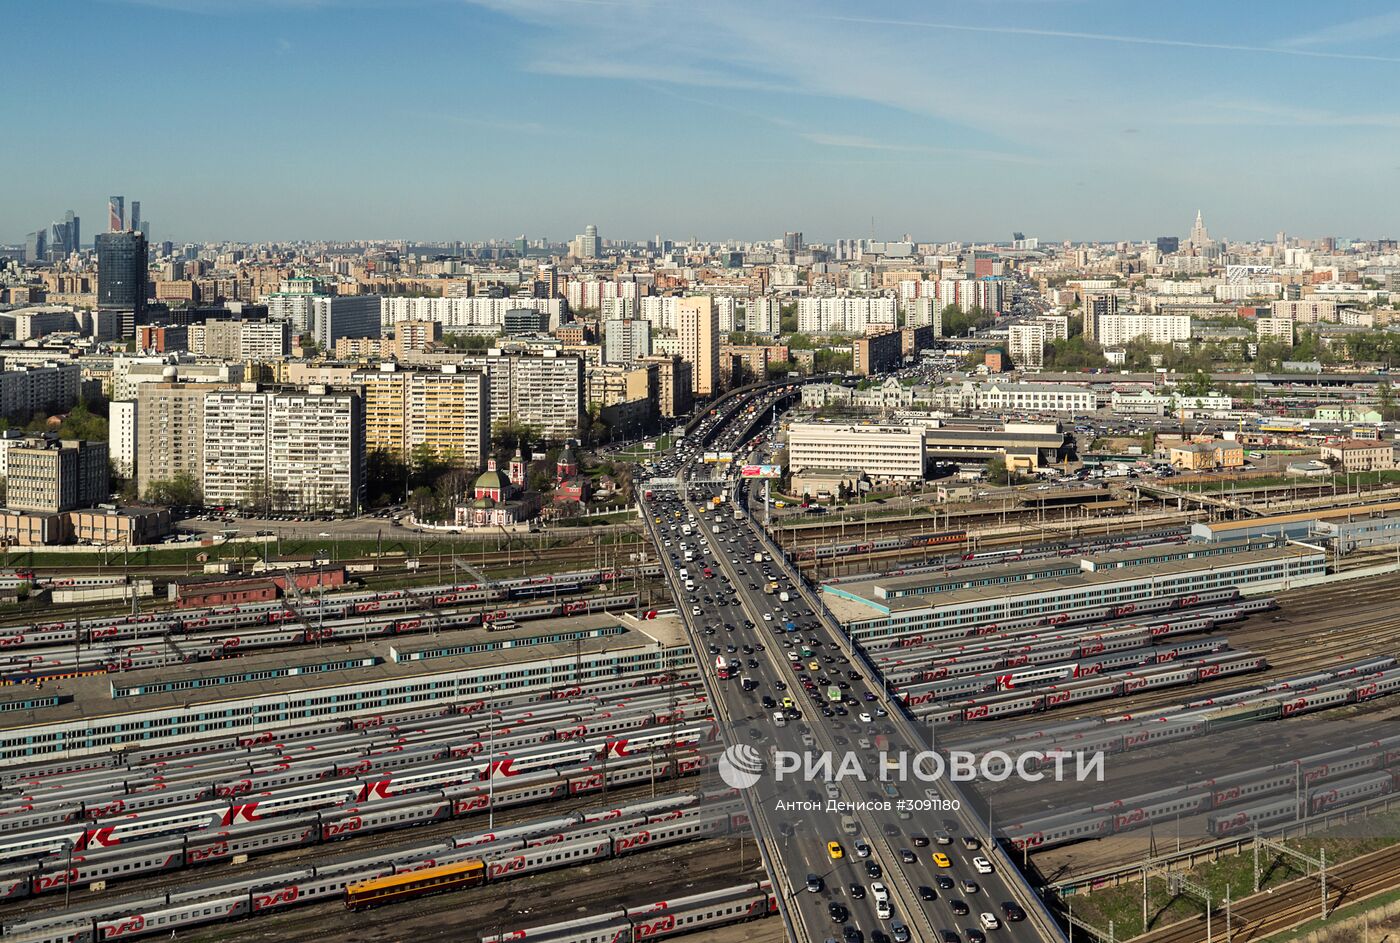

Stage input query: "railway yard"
[{"left": 0, "top": 428, "right": 1399, "bottom": 943}]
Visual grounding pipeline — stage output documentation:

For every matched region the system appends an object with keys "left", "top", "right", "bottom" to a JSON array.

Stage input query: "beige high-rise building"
[
  {"left": 354, "top": 365, "right": 490, "bottom": 468},
  {"left": 677, "top": 296, "right": 719, "bottom": 397},
  {"left": 135, "top": 382, "right": 235, "bottom": 498},
  {"left": 393, "top": 320, "right": 442, "bottom": 357},
  {"left": 638, "top": 354, "right": 692, "bottom": 418}
]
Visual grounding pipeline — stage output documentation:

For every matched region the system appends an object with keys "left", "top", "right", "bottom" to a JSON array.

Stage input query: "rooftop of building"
[
  {"left": 821, "top": 545, "right": 1321, "bottom": 620},
  {"left": 0, "top": 611, "right": 688, "bottom": 732}
]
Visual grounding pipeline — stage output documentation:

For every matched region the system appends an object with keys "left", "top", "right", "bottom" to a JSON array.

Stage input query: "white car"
[
  {"left": 858, "top": 712, "right": 873, "bottom": 724},
  {"left": 763, "top": 613, "right": 773, "bottom": 621},
  {"left": 870, "top": 881, "right": 889, "bottom": 903},
  {"left": 979, "top": 912, "right": 1001, "bottom": 930},
  {"left": 973, "top": 856, "right": 994, "bottom": 874}
]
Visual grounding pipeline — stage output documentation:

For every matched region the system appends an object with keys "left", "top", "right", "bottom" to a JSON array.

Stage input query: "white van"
[{"left": 773, "top": 711, "right": 787, "bottom": 727}]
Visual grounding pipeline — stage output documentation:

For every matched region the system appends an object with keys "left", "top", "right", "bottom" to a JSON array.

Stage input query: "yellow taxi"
[
  {"left": 781, "top": 696, "right": 795, "bottom": 709},
  {"left": 827, "top": 841, "right": 844, "bottom": 860},
  {"left": 932, "top": 852, "right": 952, "bottom": 868},
  {"left": 808, "top": 661, "right": 820, "bottom": 671}
]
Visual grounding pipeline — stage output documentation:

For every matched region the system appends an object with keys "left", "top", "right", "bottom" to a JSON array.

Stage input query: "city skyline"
[{"left": 8, "top": 1, "right": 1400, "bottom": 243}]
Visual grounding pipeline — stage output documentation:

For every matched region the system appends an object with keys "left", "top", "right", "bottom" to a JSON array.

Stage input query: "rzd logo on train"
[{"left": 256, "top": 886, "right": 300, "bottom": 910}]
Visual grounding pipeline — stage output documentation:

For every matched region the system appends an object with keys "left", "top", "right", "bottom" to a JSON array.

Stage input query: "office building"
[
  {"left": 503, "top": 308, "right": 549, "bottom": 335},
  {"left": 677, "top": 296, "right": 720, "bottom": 397},
  {"left": 24, "top": 230, "right": 46, "bottom": 265},
  {"left": 783, "top": 232, "right": 804, "bottom": 252},
  {"left": 203, "top": 387, "right": 364, "bottom": 514},
  {"left": 570, "top": 224, "right": 601, "bottom": 259},
  {"left": 1188, "top": 210, "right": 1211, "bottom": 249},
  {"left": 96, "top": 230, "right": 148, "bottom": 337},
  {"left": 108, "top": 196, "right": 124, "bottom": 232},
  {"left": 312, "top": 295, "right": 380, "bottom": 349},
  {"left": 1156, "top": 236, "right": 1179, "bottom": 254},
  {"left": 852, "top": 330, "right": 902, "bottom": 376},
  {"left": 787, "top": 423, "right": 925, "bottom": 481},
  {"left": 603, "top": 319, "right": 652, "bottom": 365},
  {"left": 6, "top": 439, "right": 110, "bottom": 513},
  {"left": 1320, "top": 439, "right": 1396, "bottom": 472}
]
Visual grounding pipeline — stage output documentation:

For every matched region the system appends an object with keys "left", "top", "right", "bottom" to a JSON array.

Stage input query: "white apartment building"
[
  {"left": 1255, "top": 317, "right": 1295, "bottom": 344},
  {"left": 457, "top": 351, "right": 583, "bottom": 441},
  {"left": 795, "top": 297, "right": 898, "bottom": 334},
  {"left": 1095, "top": 313, "right": 1192, "bottom": 347},
  {"left": 742, "top": 297, "right": 783, "bottom": 335},
  {"left": 1008, "top": 322, "right": 1046, "bottom": 371},
  {"left": 203, "top": 386, "right": 364, "bottom": 513},
  {"left": 1272, "top": 300, "right": 1338, "bottom": 324},
  {"left": 787, "top": 423, "right": 926, "bottom": 480},
  {"left": 905, "top": 297, "right": 944, "bottom": 336},
  {"left": 109, "top": 400, "right": 136, "bottom": 478},
  {"left": 380, "top": 297, "right": 565, "bottom": 333}
]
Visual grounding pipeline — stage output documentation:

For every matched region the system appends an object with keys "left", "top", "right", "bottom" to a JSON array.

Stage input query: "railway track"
[
  {"left": 171, "top": 834, "right": 762, "bottom": 943},
  {"left": 0, "top": 771, "right": 722, "bottom": 926},
  {"left": 1134, "top": 840, "right": 1400, "bottom": 943}
]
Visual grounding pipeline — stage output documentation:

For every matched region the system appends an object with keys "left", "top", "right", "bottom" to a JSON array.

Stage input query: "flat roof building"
[{"left": 787, "top": 423, "right": 925, "bottom": 481}]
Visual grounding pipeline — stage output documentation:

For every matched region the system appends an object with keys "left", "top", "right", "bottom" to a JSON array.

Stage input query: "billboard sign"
[{"left": 741, "top": 464, "right": 783, "bottom": 479}]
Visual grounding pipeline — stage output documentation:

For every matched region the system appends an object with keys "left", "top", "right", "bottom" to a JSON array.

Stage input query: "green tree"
[
  {"left": 985, "top": 456, "right": 1023, "bottom": 486},
  {"left": 145, "top": 473, "right": 203, "bottom": 508},
  {"left": 1044, "top": 336, "right": 1108, "bottom": 371}
]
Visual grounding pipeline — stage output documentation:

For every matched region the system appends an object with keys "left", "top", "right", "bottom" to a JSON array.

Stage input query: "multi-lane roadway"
[{"left": 640, "top": 386, "right": 1065, "bottom": 943}]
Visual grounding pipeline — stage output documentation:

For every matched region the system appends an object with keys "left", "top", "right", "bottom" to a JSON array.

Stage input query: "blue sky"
[{"left": 7, "top": 0, "right": 1400, "bottom": 244}]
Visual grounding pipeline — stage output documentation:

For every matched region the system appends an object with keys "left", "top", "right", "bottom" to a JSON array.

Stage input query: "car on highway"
[
  {"left": 949, "top": 898, "right": 970, "bottom": 916},
  {"left": 933, "top": 852, "right": 952, "bottom": 868},
  {"left": 865, "top": 861, "right": 882, "bottom": 879},
  {"left": 899, "top": 848, "right": 916, "bottom": 863},
  {"left": 1000, "top": 902, "right": 1026, "bottom": 922},
  {"left": 918, "top": 884, "right": 937, "bottom": 901},
  {"left": 978, "top": 912, "right": 1000, "bottom": 930},
  {"left": 961, "top": 879, "right": 980, "bottom": 895},
  {"left": 854, "top": 840, "right": 871, "bottom": 858},
  {"left": 972, "top": 856, "right": 993, "bottom": 874},
  {"left": 806, "top": 873, "right": 824, "bottom": 893},
  {"left": 935, "top": 831, "right": 952, "bottom": 845},
  {"left": 828, "top": 902, "right": 849, "bottom": 923},
  {"left": 827, "top": 841, "right": 844, "bottom": 859},
  {"left": 849, "top": 883, "right": 866, "bottom": 899},
  {"left": 890, "top": 921, "right": 910, "bottom": 943},
  {"left": 965, "top": 929, "right": 986, "bottom": 943}
]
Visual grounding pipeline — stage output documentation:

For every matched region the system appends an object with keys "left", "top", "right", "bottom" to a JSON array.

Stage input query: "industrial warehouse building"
[
  {"left": 1191, "top": 502, "right": 1400, "bottom": 544},
  {"left": 822, "top": 546, "right": 1325, "bottom": 643},
  {"left": 0, "top": 613, "right": 692, "bottom": 763}
]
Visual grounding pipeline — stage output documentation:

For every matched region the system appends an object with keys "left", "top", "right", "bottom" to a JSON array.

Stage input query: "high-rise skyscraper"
[
  {"left": 783, "top": 231, "right": 804, "bottom": 252},
  {"left": 570, "top": 224, "right": 600, "bottom": 259},
  {"left": 677, "top": 296, "right": 720, "bottom": 398},
  {"left": 130, "top": 201, "right": 141, "bottom": 235},
  {"left": 1188, "top": 210, "right": 1211, "bottom": 249},
  {"left": 108, "top": 196, "right": 125, "bottom": 232},
  {"left": 96, "top": 230, "right": 148, "bottom": 337},
  {"left": 65, "top": 211, "right": 79, "bottom": 253},
  {"left": 24, "top": 230, "right": 46, "bottom": 264}
]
